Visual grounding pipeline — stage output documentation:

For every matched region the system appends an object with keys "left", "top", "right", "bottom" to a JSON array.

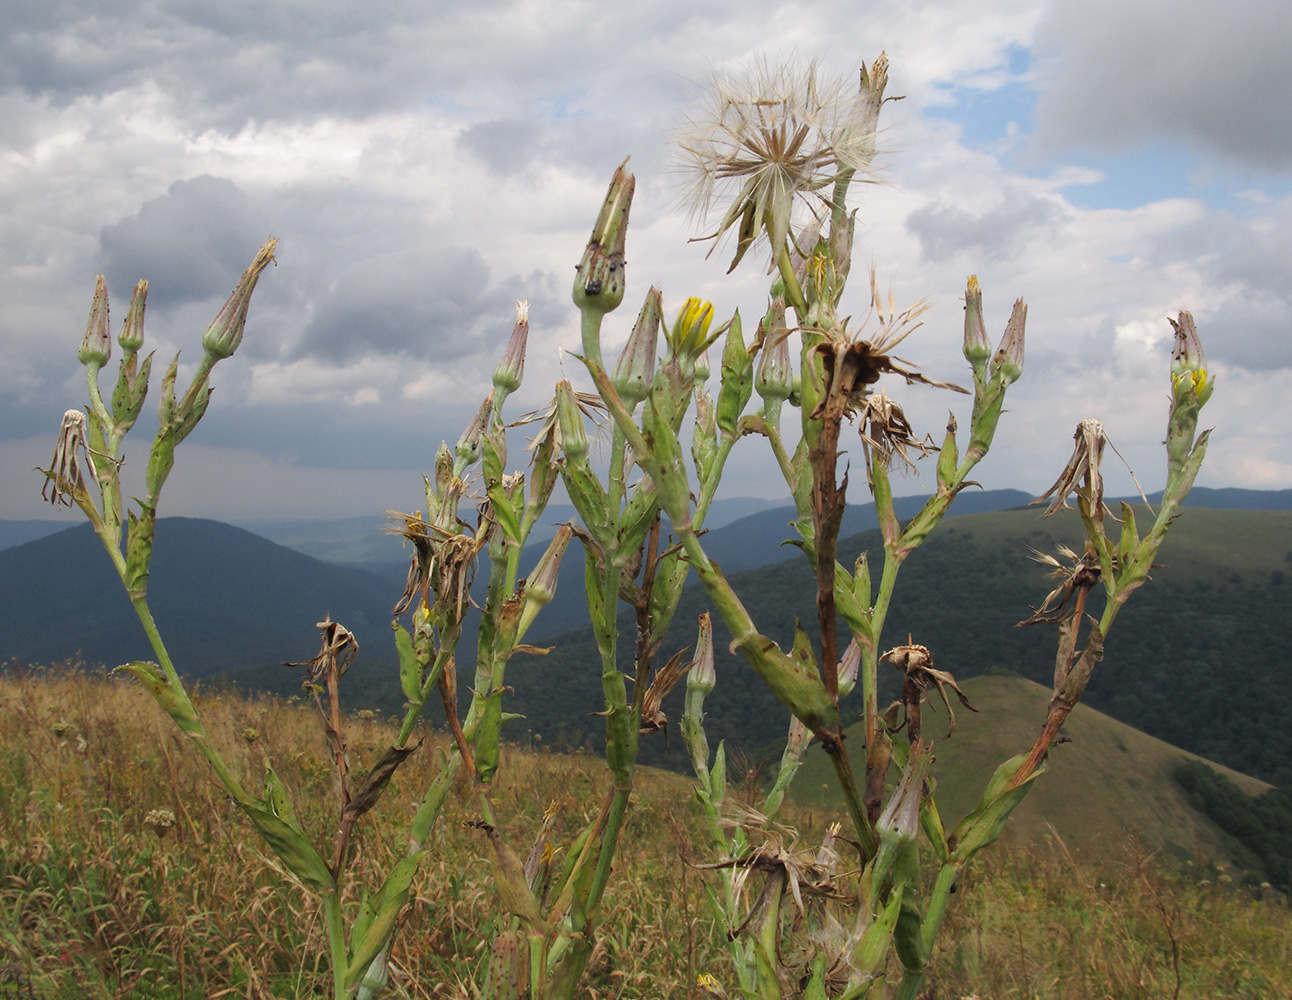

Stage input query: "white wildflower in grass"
[{"left": 672, "top": 55, "right": 888, "bottom": 271}]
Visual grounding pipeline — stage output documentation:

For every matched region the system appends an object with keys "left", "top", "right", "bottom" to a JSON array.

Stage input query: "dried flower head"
[
  {"left": 673, "top": 56, "right": 887, "bottom": 271},
  {"left": 1017, "top": 542, "right": 1103, "bottom": 626},
  {"left": 856, "top": 390, "right": 939, "bottom": 478},
  {"left": 1035, "top": 418, "right": 1107, "bottom": 517},
  {"left": 40, "top": 409, "right": 90, "bottom": 506}
]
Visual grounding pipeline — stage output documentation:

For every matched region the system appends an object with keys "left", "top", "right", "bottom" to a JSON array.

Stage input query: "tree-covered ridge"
[
  {"left": 1173, "top": 760, "right": 1292, "bottom": 891},
  {"left": 504, "top": 507, "right": 1292, "bottom": 788}
]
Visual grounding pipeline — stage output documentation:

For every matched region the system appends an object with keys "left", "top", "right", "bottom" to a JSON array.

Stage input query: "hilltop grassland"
[{"left": 1, "top": 667, "right": 1288, "bottom": 1000}]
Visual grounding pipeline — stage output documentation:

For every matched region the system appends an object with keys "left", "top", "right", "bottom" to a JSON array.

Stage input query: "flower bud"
[
  {"left": 1169, "top": 311, "right": 1213, "bottom": 407},
  {"left": 687, "top": 612, "right": 716, "bottom": 697},
  {"left": 517, "top": 524, "right": 573, "bottom": 638},
  {"left": 667, "top": 297, "right": 715, "bottom": 363},
  {"left": 492, "top": 300, "right": 529, "bottom": 399},
  {"left": 202, "top": 238, "right": 278, "bottom": 360},
  {"left": 962, "top": 275, "right": 990, "bottom": 366},
  {"left": 694, "top": 348, "right": 711, "bottom": 382},
  {"left": 611, "top": 287, "right": 661, "bottom": 408},
  {"left": 838, "top": 637, "right": 862, "bottom": 698},
  {"left": 78, "top": 276, "right": 111, "bottom": 368},
  {"left": 716, "top": 310, "right": 753, "bottom": 438},
  {"left": 118, "top": 280, "right": 148, "bottom": 354},
  {"left": 876, "top": 742, "right": 928, "bottom": 852},
  {"left": 554, "top": 380, "right": 589, "bottom": 465},
  {"left": 989, "top": 298, "right": 1027, "bottom": 385},
  {"left": 572, "top": 160, "right": 633, "bottom": 322},
  {"left": 755, "top": 321, "right": 793, "bottom": 404},
  {"left": 455, "top": 392, "right": 493, "bottom": 470}
]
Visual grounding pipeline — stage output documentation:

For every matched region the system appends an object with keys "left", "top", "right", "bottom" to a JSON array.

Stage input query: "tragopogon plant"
[
  {"left": 566, "top": 55, "right": 1211, "bottom": 998},
  {"left": 43, "top": 51, "right": 1212, "bottom": 1000}
]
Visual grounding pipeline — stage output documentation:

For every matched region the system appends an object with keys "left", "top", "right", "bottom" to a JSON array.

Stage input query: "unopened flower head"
[
  {"left": 455, "top": 392, "right": 494, "bottom": 469},
  {"left": 756, "top": 309, "right": 793, "bottom": 403},
  {"left": 687, "top": 612, "right": 716, "bottom": 696},
  {"left": 202, "top": 237, "right": 278, "bottom": 361},
  {"left": 1169, "top": 310, "right": 1213, "bottom": 406},
  {"left": 612, "top": 287, "right": 662, "bottom": 408},
  {"left": 493, "top": 300, "right": 529, "bottom": 399},
  {"left": 962, "top": 275, "right": 990, "bottom": 366},
  {"left": 573, "top": 160, "right": 634, "bottom": 330},
  {"left": 78, "top": 276, "right": 111, "bottom": 368},
  {"left": 119, "top": 280, "right": 148, "bottom": 354},
  {"left": 673, "top": 57, "right": 886, "bottom": 269},
  {"left": 990, "top": 299, "right": 1027, "bottom": 385}
]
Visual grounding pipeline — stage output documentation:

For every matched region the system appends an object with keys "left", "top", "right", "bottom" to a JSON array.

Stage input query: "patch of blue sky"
[
  {"left": 1036, "top": 144, "right": 1292, "bottom": 215},
  {"left": 537, "top": 90, "right": 591, "bottom": 121},
  {"left": 926, "top": 44, "right": 1036, "bottom": 151}
]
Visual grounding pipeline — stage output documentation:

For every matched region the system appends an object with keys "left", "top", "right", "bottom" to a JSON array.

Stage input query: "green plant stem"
[
  {"left": 129, "top": 594, "right": 248, "bottom": 803},
  {"left": 322, "top": 891, "right": 349, "bottom": 1000},
  {"left": 776, "top": 247, "right": 808, "bottom": 318}
]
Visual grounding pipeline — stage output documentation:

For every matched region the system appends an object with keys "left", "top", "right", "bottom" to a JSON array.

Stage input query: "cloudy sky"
[{"left": 3, "top": 0, "right": 1289, "bottom": 524}]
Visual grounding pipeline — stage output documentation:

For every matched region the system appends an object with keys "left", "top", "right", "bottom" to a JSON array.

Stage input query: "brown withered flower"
[
  {"left": 387, "top": 508, "right": 489, "bottom": 621},
  {"left": 40, "top": 409, "right": 90, "bottom": 506},
  {"left": 283, "top": 615, "right": 359, "bottom": 691},
  {"left": 638, "top": 646, "right": 692, "bottom": 737},
  {"left": 1017, "top": 543, "right": 1102, "bottom": 626},
  {"left": 855, "top": 389, "right": 939, "bottom": 478},
  {"left": 882, "top": 640, "right": 976, "bottom": 740},
  {"left": 812, "top": 271, "right": 966, "bottom": 420},
  {"left": 1034, "top": 418, "right": 1107, "bottom": 518}
]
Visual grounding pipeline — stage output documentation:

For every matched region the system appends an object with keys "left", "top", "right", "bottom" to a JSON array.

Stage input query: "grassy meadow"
[{"left": 1, "top": 665, "right": 1287, "bottom": 999}]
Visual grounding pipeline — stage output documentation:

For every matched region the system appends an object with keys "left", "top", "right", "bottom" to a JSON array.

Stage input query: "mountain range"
[{"left": 2, "top": 488, "right": 1289, "bottom": 793}]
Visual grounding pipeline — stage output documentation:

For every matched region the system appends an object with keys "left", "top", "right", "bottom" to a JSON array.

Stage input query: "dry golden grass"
[{"left": 1, "top": 665, "right": 1287, "bottom": 999}]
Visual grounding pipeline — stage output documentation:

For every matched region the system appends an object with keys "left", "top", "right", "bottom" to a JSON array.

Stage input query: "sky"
[{"left": 2, "top": 0, "right": 1290, "bottom": 523}]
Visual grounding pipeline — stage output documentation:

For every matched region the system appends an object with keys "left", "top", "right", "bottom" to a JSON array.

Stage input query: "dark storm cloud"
[
  {"left": 905, "top": 191, "right": 1063, "bottom": 262},
  {"left": 1033, "top": 0, "right": 1292, "bottom": 169},
  {"left": 98, "top": 176, "right": 266, "bottom": 306}
]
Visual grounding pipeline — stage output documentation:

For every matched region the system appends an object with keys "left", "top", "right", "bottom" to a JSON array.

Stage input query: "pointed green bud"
[
  {"left": 118, "top": 280, "right": 147, "bottom": 355},
  {"left": 716, "top": 310, "right": 752, "bottom": 438},
  {"left": 755, "top": 320, "right": 793, "bottom": 404},
  {"left": 554, "top": 380, "right": 589, "bottom": 465},
  {"left": 989, "top": 298, "right": 1027, "bottom": 385},
  {"left": 611, "top": 286, "right": 661, "bottom": 408},
  {"left": 454, "top": 392, "right": 493, "bottom": 471},
  {"left": 687, "top": 612, "right": 716, "bottom": 697},
  {"left": 517, "top": 523, "right": 573, "bottom": 638},
  {"left": 573, "top": 160, "right": 633, "bottom": 320},
  {"left": 434, "top": 441, "right": 454, "bottom": 501},
  {"left": 492, "top": 300, "right": 529, "bottom": 399},
  {"left": 201, "top": 238, "right": 278, "bottom": 360},
  {"left": 963, "top": 275, "right": 990, "bottom": 366},
  {"left": 694, "top": 347, "right": 711, "bottom": 382},
  {"left": 936, "top": 413, "right": 959, "bottom": 491},
  {"left": 78, "top": 276, "right": 111, "bottom": 368},
  {"left": 692, "top": 388, "right": 718, "bottom": 483},
  {"left": 838, "top": 637, "right": 862, "bottom": 698},
  {"left": 877, "top": 742, "right": 929, "bottom": 852}
]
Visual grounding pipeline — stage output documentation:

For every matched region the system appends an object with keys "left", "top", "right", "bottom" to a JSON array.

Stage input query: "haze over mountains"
[{"left": 3, "top": 487, "right": 1289, "bottom": 793}]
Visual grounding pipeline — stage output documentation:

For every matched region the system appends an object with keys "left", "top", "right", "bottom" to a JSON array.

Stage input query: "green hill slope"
[
  {"left": 506, "top": 506, "right": 1292, "bottom": 787},
  {"left": 794, "top": 672, "right": 1270, "bottom": 866}
]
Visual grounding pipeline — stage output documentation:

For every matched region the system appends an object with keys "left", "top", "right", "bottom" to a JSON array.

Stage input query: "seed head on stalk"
[{"left": 673, "top": 56, "right": 888, "bottom": 272}]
